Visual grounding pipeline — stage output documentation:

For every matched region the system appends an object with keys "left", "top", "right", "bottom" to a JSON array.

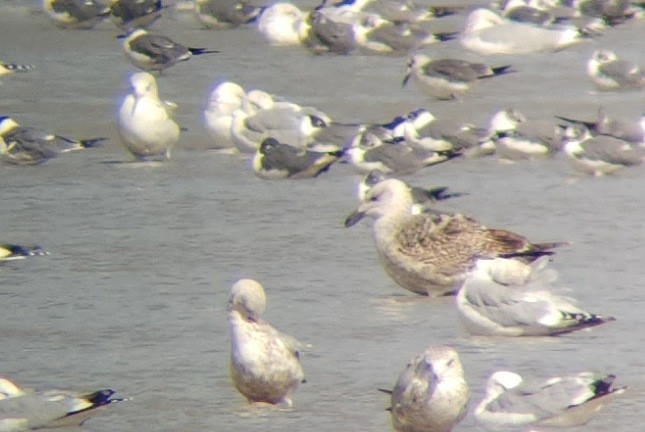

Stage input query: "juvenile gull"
[
  {"left": 460, "top": 8, "right": 585, "bottom": 55},
  {"left": 253, "top": 137, "right": 343, "bottom": 179},
  {"left": 475, "top": 370, "right": 627, "bottom": 429},
  {"left": 117, "top": 72, "right": 180, "bottom": 161},
  {"left": 382, "top": 345, "right": 469, "bottom": 432},
  {"left": 121, "top": 28, "right": 219, "bottom": 73},
  {"left": 587, "top": 49, "right": 645, "bottom": 92},
  {"left": 403, "top": 54, "right": 513, "bottom": 100},
  {"left": 561, "top": 124, "right": 644, "bottom": 176},
  {"left": 457, "top": 257, "right": 615, "bottom": 336},
  {"left": 344, "top": 179, "right": 566, "bottom": 296},
  {"left": 228, "top": 279, "right": 305, "bottom": 407},
  {"left": 0, "top": 243, "right": 48, "bottom": 261},
  {"left": 0, "top": 117, "right": 105, "bottom": 166},
  {"left": 42, "top": 0, "right": 110, "bottom": 29},
  {"left": 0, "top": 377, "right": 124, "bottom": 430}
]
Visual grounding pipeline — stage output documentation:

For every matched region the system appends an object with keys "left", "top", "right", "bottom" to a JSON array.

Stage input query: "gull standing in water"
[
  {"left": 121, "top": 28, "right": 219, "bottom": 73},
  {"left": 0, "top": 116, "right": 106, "bottom": 165},
  {"left": 344, "top": 179, "right": 566, "bottom": 296},
  {"left": 117, "top": 72, "right": 179, "bottom": 161},
  {"left": 587, "top": 49, "right": 645, "bottom": 92},
  {"left": 475, "top": 370, "right": 627, "bottom": 429},
  {"left": 457, "top": 257, "right": 615, "bottom": 336},
  {"left": 403, "top": 54, "right": 513, "bottom": 100},
  {"left": 382, "top": 346, "right": 469, "bottom": 432},
  {"left": 228, "top": 279, "right": 305, "bottom": 407},
  {"left": 0, "top": 377, "right": 125, "bottom": 430}
]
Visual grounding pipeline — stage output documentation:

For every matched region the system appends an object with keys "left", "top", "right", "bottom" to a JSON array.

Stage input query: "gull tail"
[
  {"left": 80, "top": 137, "right": 108, "bottom": 148},
  {"left": 0, "top": 243, "right": 48, "bottom": 260},
  {"left": 555, "top": 312, "right": 616, "bottom": 335},
  {"left": 188, "top": 48, "right": 220, "bottom": 56},
  {"left": 3, "top": 63, "right": 35, "bottom": 73},
  {"left": 425, "top": 187, "right": 466, "bottom": 202},
  {"left": 433, "top": 31, "right": 459, "bottom": 42},
  {"left": 499, "top": 241, "right": 570, "bottom": 260}
]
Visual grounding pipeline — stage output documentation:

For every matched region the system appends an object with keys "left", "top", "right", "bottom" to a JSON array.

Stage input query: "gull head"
[
  {"left": 486, "top": 371, "right": 523, "bottom": 397},
  {"left": 345, "top": 178, "right": 413, "bottom": 227},
  {"left": 0, "top": 116, "right": 19, "bottom": 136},
  {"left": 402, "top": 54, "right": 427, "bottom": 87},
  {"left": 417, "top": 345, "right": 465, "bottom": 381},
  {"left": 229, "top": 279, "right": 267, "bottom": 322},
  {"left": 208, "top": 81, "right": 246, "bottom": 107},
  {"left": 591, "top": 49, "right": 618, "bottom": 65},
  {"left": 0, "top": 378, "right": 25, "bottom": 399},
  {"left": 130, "top": 72, "right": 159, "bottom": 100},
  {"left": 405, "top": 108, "right": 435, "bottom": 128},
  {"left": 489, "top": 108, "right": 526, "bottom": 134}
]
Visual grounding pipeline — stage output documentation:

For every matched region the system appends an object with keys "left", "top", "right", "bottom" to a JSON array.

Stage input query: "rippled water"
[{"left": 1, "top": 1, "right": 644, "bottom": 431}]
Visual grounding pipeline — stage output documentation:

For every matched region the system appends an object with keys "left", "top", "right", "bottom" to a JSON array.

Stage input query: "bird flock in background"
[{"left": 1, "top": 0, "right": 643, "bottom": 430}]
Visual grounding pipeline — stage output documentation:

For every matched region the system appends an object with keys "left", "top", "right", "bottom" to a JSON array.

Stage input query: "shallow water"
[{"left": 0, "top": 1, "right": 644, "bottom": 431}]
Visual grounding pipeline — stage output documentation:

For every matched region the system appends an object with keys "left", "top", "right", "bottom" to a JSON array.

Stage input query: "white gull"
[
  {"left": 457, "top": 257, "right": 615, "bottom": 336},
  {"left": 587, "top": 49, "right": 645, "bottom": 92},
  {"left": 117, "top": 72, "right": 180, "bottom": 161},
  {"left": 203, "top": 81, "right": 247, "bottom": 152}
]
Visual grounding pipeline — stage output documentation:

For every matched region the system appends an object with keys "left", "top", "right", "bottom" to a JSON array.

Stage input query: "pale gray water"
[{"left": 0, "top": 1, "right": 644, "bottom": 431}]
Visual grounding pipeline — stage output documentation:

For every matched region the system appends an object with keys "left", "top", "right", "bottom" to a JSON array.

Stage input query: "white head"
[
  {"left": 489, "top": 108, "right": 526, "bottom": 133},
  {"left": 463, "top": 8, "right": 505, "bottom": 33},
  {"left": 129, "top": 72, "right": 159, "bottom": 99},
  {"left": 209, "top": 81, "right": 246, "bottom": 106},
  {"left": 0, "top": 378, "right": 25, "bottom": 399},
  {"left": 486, "top": 371, "right": 523, "bottom": 397},
  {"left": 229, "top": 279, "right": 267, "bottom": 322},
  {"left": 0, "top": 116, "right": 19, "bottom": 135}
]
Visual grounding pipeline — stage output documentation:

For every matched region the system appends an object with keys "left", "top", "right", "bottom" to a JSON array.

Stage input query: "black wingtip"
[
  {"left": 80, "top": 137, "right": 108, "bottom": 148},
  {"left": 188, "top": 48, "right": 220, "bottom": 55}
]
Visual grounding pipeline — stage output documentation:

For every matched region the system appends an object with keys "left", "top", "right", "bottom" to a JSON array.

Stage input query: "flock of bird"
[{"left": 0, "top": 0, "right": 644, "bottom": 430}]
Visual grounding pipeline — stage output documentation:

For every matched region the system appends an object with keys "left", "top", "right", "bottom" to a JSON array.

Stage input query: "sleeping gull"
[
  {"left": 561, "top": 124, "right": 644, "bottom": 176},
  {"left": 556, "top": 109, "right": 645, "bottom": 146},
  {"left": 460, "top": 8, "right": 585, "bottom": 55},
  {"left": 203, "top": 81, "right": 247, "bottom": 152},
  {"left": 256, "top": 3, "right": 311, "bottom": 46},
  {"left": 489, "top": 108, "right": 562, "bottom": 160},
  {"left": 42, "top": 0, "right": 110, "bottom": 29},
  {"left": 303, "top": 10, "right": 357, "bottom": 54},
  {"left": 117, "top": 72, "right": 180, "bottom": 161},
  {"left": 344, "top": 179, "right": 566, "bottom": 296},
  {"left": 110, "top": 0, "right": 164, "bottom": 30},
  {"left": 353, "top": 20, "right": 457, "bottom": 54},
  {"left": 475, "top": 370, "right": 627, "bottom": 429},
  {"left": 0, "top": 243, "right": 48, "bottom": 260},
  {"left": 228, "top": 279, "right": 305, "bottom": 407},
  {"left": 121, "top": 28, "right": 219, "bottom": 73},
  {"left": 457, "top": 257, "right": 615, "bottom": 336},
  {"left": 0, "top": 116, "right": 106, "bottom": 166},
  {"left": 402, "top": 54, "right": 514, "bottom": 100},
  {"left": 253, "top": 137, "right": 343, "bottom": 179},
  {"left": 0, "top": 377, "right": 124, "bottom": 430},
  {"left": 357, "top": 169, "right": 464, "bottom": 214},
  {"left": 587, "top": 49, "right": 645, "bottom": 92},
  {"left": 381, "top": 345, "right": 469, "bottom": 432},
  {"left": 194, "top": 0, "right": 268, "bottom": 29}
]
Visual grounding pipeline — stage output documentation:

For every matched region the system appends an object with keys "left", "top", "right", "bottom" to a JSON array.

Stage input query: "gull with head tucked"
[
  {"left": 457, "top": 257, "right": 615, "bottom": 336},
  {"left": 382, "top": 345, "right": 469, "bottom": 432},
  {"left": 0, "top": 377, "right": 124, "bottom": 430},
  {"left": 117, "top": 72, "right": 179, "bottom": 161},
  {"left": 228, "top": 279, "right": 305, "bottom": 407},
  {"left": 344, "top": 179, "right": 566, "bottom": 296},
  {"left": 475, "top": 370, "right": 627, "bottom": 429},
  {"left": 460, "top": 8, "right": 585, "bottom": 55},
  {"left": 587, "top": 49, "right": 645, "bottom": 92}
]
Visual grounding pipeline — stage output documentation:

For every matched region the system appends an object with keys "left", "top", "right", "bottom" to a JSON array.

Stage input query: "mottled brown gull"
[
  {"left": 344, "top": 179, "right": 566, "bottom": 296},
  {"left": 381, "top": 345, "right": 469, "bottom": 432},
  {"left": 228, "top": 279, "right": 305, "bottom": 407},
  {"left": 457, "top": 257, "right": 615, "bottom": 336}
]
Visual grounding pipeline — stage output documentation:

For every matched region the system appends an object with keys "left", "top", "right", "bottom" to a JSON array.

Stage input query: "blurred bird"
[
  {"left": 109, "top": 0, "right": 164, "bottom": 30},
  {"left": 587, "top": 49, "right": 645, "bottom": 91},
  {"left": 0, "top": 61, "right": 35, "bottom": 77},
  {"left": 42, "top": 0, "right": 111, "bottom": 29},
  {"left": 0, "top": 243, "right": 48, "bottom": 261},
  {"left": 0, "top": 377, "right": 125, "bottom": 430},
  {"left": 194, "top": 0, "right": 268, "bottom": 29}
]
